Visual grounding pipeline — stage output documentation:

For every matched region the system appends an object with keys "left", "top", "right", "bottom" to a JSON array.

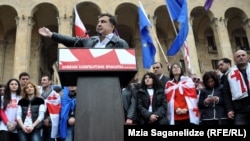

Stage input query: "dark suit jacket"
[
  {"left": 51, "top": 32, "right": 129, "bottom": 48},
  {"left": 159, "top": 75, "right": 170, "bottom": 89}
]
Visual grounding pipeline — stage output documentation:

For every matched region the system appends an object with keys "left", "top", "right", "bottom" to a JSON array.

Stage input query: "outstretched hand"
[{"left": 38, "top": 27, "right": 53, "bottom": 38}]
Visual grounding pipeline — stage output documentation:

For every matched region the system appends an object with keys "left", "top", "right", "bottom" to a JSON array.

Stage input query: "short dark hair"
[
  {"left": 98, "top": 13, "right": 117, "bottom": 27},
  {"left": 41, "top": 73, "right": 52, "bottom": 81},
  {"left": 19, "top": 72, "right": 30, "bottom": 79},
  {"left": 153, "top": 62, "right": 163, "bottom": 68},
  {"left": 218, "top": 58, "right": 231, "bottom": 65},
  {"left": 53, "top": 85, "right": 62, "bottom": 93},
  {"left": 202, "top": 71, "right": 220, "bottom": 88}
]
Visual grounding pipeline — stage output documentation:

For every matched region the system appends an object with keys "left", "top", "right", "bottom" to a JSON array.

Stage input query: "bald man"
[{"left": 223, "top": 50, "right": 250, "bottom": 125}]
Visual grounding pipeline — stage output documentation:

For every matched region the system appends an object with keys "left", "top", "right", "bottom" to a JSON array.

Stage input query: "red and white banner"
[
  {"left": 183, "top": 41, "right": 191, "bottom": 70},
  {"left": 58, "top": 48, "right": 137, "bottom": 71},
  {"left": 74, "top": 6, "right": 89, "bottom": 38}
]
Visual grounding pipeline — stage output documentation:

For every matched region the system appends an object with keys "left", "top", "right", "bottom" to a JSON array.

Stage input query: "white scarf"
[
  {"left": 227, "top": 64, "right": 250, "bottom": 100},
  {"left": 165, "top": 76, "right": 200, "bottom": 125}
]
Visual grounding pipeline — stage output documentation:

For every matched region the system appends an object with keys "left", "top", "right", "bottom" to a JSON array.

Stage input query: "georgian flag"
[
  {"left": 228, "top": 65, "right": 250, "bottom": 100},
  {"left": 45, "top": 91, "right": 61, "bottom": 138},
  {"left": 165, "top": 76, "right": 200, "bottom": 125},
  {"left": 74, "top": 6, "right": 89, "bottom": 38}
]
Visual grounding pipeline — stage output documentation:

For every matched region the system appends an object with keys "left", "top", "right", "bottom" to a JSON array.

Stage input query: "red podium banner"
[{"left": 58, "top": 48, "right": 137, "bottom": 71}]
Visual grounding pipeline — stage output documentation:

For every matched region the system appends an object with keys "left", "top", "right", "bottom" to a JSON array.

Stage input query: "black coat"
[
  {"left": 198, "top": 84, "right": 228, "bottom": 121},
  {"left": 159, "top": 75, "right": 170, "bottom": 89},
  {"left": 137, "top": 88, "right": 168, "bottom": 125},
  {"left": 121, "top": 84, "right": 138, "bottom": 122},
  {"left": 17, "top": 97, "right": 45, "bottom": 130},
  {"left": 51, "top": 32, "right": 129, "bottom": 48}
]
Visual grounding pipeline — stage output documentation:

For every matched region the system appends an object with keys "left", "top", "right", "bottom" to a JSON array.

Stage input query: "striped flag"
[
  {"left": 74, "top": 6, "right": 89, "bottom": 38},
  {"left": 183, "top": 41, "right": 191, "bottom": 70}
]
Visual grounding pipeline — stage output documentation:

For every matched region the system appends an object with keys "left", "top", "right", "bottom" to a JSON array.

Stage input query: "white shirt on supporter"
[
  {"left": 147, "top": 89, "right": 154, "bottom": 112},
  {"left": 0, "top": 94, "right": 22, "bottom": 132}
]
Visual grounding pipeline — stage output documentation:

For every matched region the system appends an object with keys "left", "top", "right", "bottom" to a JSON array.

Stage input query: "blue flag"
[
  {"left": 59, "top": 87, "right": 76, "bottom": 139},
  {"left": 165, "top": 0, "right": 189, "bottom": 56},
  {"left": 138, "top": 2, "right": 156, "bottom": 69}
]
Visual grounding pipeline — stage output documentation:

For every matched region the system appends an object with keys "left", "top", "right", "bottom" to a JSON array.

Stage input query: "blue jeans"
[
  {"left": 18, "top": 129, "right": 42, "bottom": 141},
  {"left": 63, "top": 126, "right": 74, "bottom": 141}
]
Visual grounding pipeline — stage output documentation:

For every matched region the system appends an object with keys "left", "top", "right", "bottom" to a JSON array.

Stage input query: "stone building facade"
[{"left": 0, "top": 0, "right": 249, "bottom": 85}]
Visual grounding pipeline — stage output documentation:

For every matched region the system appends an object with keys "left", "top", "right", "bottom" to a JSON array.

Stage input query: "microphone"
[
  {"left": 73, "top": 37, "right": 81, "bottom": 47},
  {"left": 73, "top": 30, "right": 90, "bottom": 47}
]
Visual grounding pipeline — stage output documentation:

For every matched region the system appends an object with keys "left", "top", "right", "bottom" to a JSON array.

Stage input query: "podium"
[{"left": 58, "top": 48, "right": 137, "bottom": 141}]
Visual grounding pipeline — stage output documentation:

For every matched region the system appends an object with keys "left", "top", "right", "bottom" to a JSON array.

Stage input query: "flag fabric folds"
[
  {"left": 204, "top": 0, "right": 214, "bottom": 11},
  {"left": 183, "top": 41, "right": 191, "bottom": 70},
  {"left": 74, "top": 6, "right": 89, "bottom": 38},
  {"left": 59, "top": 87, "right": 76, "bottom": 139},
  {"left": 138, "top": 1, "right": 156, "bottom": 69},
  {"left": 165, "top": 0, "right": 189, "bottom": 56}
]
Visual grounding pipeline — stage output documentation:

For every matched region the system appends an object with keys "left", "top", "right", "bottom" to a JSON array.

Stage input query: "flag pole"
[
  {"left": 165, "top": 0, "right": 192, "bottom": 73},
  {"left": 150, "top": 23, "right": 168, "bottom": 63}
]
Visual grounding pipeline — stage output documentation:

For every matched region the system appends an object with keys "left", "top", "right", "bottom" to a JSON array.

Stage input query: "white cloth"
[{"left": 227, "top": 64, "right": 250, "bottom": 100}]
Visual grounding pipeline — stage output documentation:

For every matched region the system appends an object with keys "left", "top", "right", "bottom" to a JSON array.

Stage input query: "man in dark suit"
[
  {"left": 38, "top": 13, "right": 128, "bottom": 48},
  {"left": 217, "top": 58, "right": 231, "bottom": 84},
  {"left": 152, "top": 62, "right": 170, "bottom": 89}
]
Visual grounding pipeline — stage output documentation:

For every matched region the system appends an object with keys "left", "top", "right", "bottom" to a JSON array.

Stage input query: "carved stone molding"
[
  {"left": 209, "top": 17, "right": 218, "bottom": 28},
  {"left": 243, "top": 18, "right": 250, "bottom": 27}
]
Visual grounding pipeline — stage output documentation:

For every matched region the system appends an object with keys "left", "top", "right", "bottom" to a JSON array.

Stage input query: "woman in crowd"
[
  {"left": 121, "top": 74, "right": 140, "bottom": 125},
  {"left": 0, "top": 78, "right": 22, "bottom": 141},
  {"left": 198, "top": 71, "right": 229, "bottom": 125},
  {"left": 16, "top": 81, "right": 45, "bottom": 141},
  {"left": 165, "top": 63, "right": 200, "bottom": 125},
  {"left": 137, "top": 72, "right": 168, "bottom": 125}
]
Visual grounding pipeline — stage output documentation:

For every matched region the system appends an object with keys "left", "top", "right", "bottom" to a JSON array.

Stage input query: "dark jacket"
[
  {"left": 137, "top": 88, "right": 168, "bottom": 125},
  {"left": 198, "top": 84, "right": 228, "bottom": 121},
  {"left": 122, "top": 84, "right": 138, "bottom": 122},
  {"left": 159, "top": 75, "right": 170, "bottom": 89},
  {"left": 223, "top": 71, "right": 250, "bottom": 113},
  {"left": 17, "top": 97, "right": 45, "bottom": 130},
  {"left": 51, "top": 32, "right": 129, "bottom": 48}
]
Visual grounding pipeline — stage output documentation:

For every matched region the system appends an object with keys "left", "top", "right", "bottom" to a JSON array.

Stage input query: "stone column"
[
  {"left": 243, "top": 18, "right": 250, "bottom": 49},
  {"left": 0, "top": 40, "right": 7, "bottom": 82},
  {"left": 57, "top": 13, "right": 73, "bottom": 43},
  {"left": 188, "top": 17, "right": 201, "bottom": 77},
  {"left": 210, "top": 17, "right": 234, "bottom": 63},
  {"left": 54, "top": 14, "right": 73, "bottom": 84},
  {"left": 13, "top": 15, "right": 33, "bottom": 78}
]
